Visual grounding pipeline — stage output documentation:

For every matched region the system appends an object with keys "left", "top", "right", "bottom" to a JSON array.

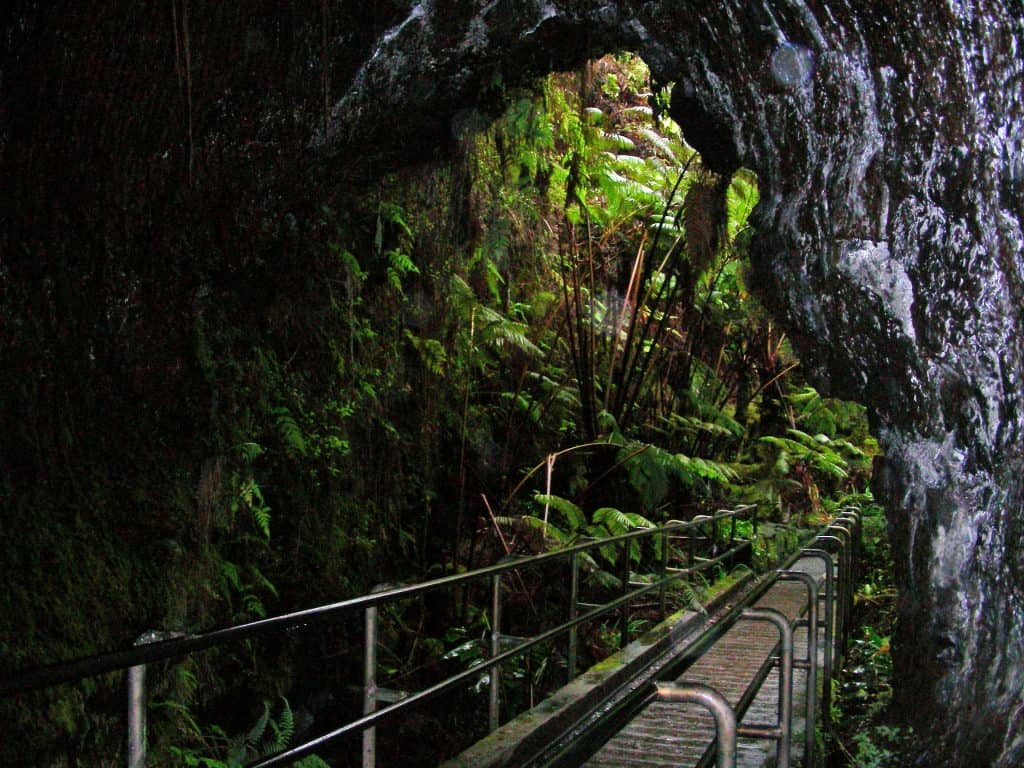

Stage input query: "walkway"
[{"left": 583, "top": 555, "right": 827, "bottom": 767}]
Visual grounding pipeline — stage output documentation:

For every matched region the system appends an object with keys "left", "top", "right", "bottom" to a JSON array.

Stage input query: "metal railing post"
[
  {"left": 363, "top": 604, "right": 378, "bottom": 768},
  {"left": 127, "top": 662, "right": 146, "bottom": 768},
  {"left": 778, "top": 570, "right": 819, "bottom": 767},
  {"left": 830, "top": 521, "right": 854, "bottom": 627},
  {"left": 837, "top": 509, "right": 861, "bottom": 581},
  {"left": 489, "top": 572, "right": 502, "bottom": 732},
  {"left": 727, "top": 512, "right": 738, "bottom": 568},
  {"left": 738, "top": 607, "right": 793, "bottom": 768},
  {"left": 829, "top": 521, "right": 853, "bottom": 586},
  {"left": 656, "top": 682, "right": 738, "bottom": 768},
  {"left": 127, "top": 630, "right": 182, "bottom": 768},
  {"left": 659, "top": 528, "right": 670, "bottom": 617},
  {"left": 816, "top": 534, "right": 848, "bottom": 664},
  {"left": 828, "top": 523, "right": 854, "bottom": 645},
  {"left": 801, "top": 548, "right": 835, "bottom": 726},
  {"left": 568, "top": 551, "right": 579, "bottom": 680},
  {"left": 620, "top": 538, "right": 630, "bottom": 648}
]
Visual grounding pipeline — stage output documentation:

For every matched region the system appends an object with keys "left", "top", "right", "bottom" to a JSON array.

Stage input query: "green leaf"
[
  {"left": 592, "top": 507, "right": 634, "bottom": 536},
  {"left": 272, "top": 406, "right": 307, "bottom": 457},
  {"left": 533, "top": 493, "right": 586, "bottom": 531},
  {"left": 637, "top": 127, "right": 677, "bottom": 162}
]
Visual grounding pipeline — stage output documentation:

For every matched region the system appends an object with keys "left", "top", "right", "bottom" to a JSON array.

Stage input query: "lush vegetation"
[
  {"left": 0, "top": 55, "right": 880, "bottom": 767},
  {"left": 825, "top": 504, "right": 922, "bottom": 767}
]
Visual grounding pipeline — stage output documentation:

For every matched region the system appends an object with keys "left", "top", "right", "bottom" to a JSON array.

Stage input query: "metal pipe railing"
[
  {"left": 829, "top": 522, "right": 854, "bottom": 658},
  {"left": 655, "top": 603, "right": 799, "bottom": 768},
  {"left": 567, "top": 550, "right": 580, "bottom": 680},
  {"left": 815, "top": 533, "right": 849, "bottom": 665},
  {"left": 249, "top": 548, "right": 762, "bottom": 768},
  {"left": 736, "top": 607, "right": 794, "bottom": 768},
  {"left": 656, "top": 683, "right": 738, "bottom": 768},
  {"left": 509, "top": 511, "right": 859, "bottom": 768},
  {"left": 778, "top": 570, "right": 819, "bottom": 767},
  {"left": 253, "top": 507, "right": 757, "bottom": 766},
  {"left": 363, "top": 603, "right": 379, "bottom": 768},
  {"left": 6, "top": 507, "right": 761, "bottom": 765},
  {"left": 6, "top": 501, "right": 874, "bottom": 768},
  {"left": 489, "top": 572, "right": 503, "bottom": 731},
  {"left": 2, "top": 507, "right": 755, "bottom": 699},
  {"left": 127, "top": 662, "right": 146, "bottom": 768},
  {"left": 800, "top": 548, "right": 836, "bottom": 726}
]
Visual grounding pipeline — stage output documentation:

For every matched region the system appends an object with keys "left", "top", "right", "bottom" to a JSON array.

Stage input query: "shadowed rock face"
[
  {"left": 3, "top": 1, "right": 1022, "bottom": 764},
  {"left": 331, "top": 3, "right": 1024, "bottom": 763}
]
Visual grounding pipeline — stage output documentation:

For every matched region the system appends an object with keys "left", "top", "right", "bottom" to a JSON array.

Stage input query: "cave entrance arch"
[{"left": 329, "top": 5, "right": 1023, "bottom": 766}]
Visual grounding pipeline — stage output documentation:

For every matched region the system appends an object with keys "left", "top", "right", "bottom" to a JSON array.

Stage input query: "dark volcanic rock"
[{"left": 3, "top": 1, "right": 1022, "bottom": 764}]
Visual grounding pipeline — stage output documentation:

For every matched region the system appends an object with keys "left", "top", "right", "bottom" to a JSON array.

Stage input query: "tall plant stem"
[
  {"left": 453, "top": 307, "right": 476, "bottom": 575},
  {"left": 501, "top": 440, "right": 620, "bottom": 512}
]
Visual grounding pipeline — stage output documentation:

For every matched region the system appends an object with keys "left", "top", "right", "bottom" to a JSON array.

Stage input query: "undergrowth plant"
[
  {"left": 825, "top": 503, "right": 919, "bottom": 767},
  {"left": 165, "top": 697, "right": 330, "bottom": 768}
]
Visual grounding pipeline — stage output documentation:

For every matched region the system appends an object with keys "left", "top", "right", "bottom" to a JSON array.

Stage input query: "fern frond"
[
  {"left": 476, "top": 306, "right": 542, "bottom": 357},
  {"left": 637, "top": 127, "right": 677, "bottom": 162},
  {"left": 252, "top": 506, "right": 271, "bottom": 540},
  {"left": 533, "top": 493, "right": 586, "bottom": 531},
  {"left": 621, "top": 105, "right": 654, "bottom": 119},
  {"left": 592, "top": 506, "right": 634, "bottom": 536},
  {"left": 272, "top": 406, "right": 307, "bottom": 456},
  {"left": 519, "top": 514, "right": 571, "bottom": 544},
  {"left": 245, "top": 702, "right": 271, "bottom": 749},
  {"left": 599, "top": 130, "right": 635, "bottom": 151},
  {"left": 624, "top": 512, "right": 656, "bottom": 529},
  {"left": 679, "top": 580, "right": 707, "bottom": 615},
  {"left": 270, "top": 698, "right": 295, "bottom": 753}
]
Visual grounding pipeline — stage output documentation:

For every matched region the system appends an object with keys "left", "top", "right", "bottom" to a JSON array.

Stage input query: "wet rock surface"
[{"left": 4, "top": 2, "right": 1022, "bottom": 764}]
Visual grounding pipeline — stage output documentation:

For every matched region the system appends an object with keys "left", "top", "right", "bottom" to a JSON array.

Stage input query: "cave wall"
[{"left": 3, "top": 1, "right": 1022, "bottom": 764}]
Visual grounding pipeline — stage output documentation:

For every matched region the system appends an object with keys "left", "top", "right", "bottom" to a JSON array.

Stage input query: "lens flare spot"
[{"left": 771, "top": 42, "right": 815, "bottom": 87}]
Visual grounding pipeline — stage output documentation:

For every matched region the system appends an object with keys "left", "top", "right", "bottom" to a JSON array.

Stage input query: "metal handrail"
[
  {"left": 254, "top": 555, "right": 758, "bottom": 768},
  {"left": 268, "top": 511, "right": 758, "bottom": 767},
  {"left": 799, "top": 548, "right": 835, "bottom": 727},
  {"left": 489, "top": 512, "right": 859, "bottom": 768},
  {"left": 736, "top": 607, "right": 794, "bottom": 768},
  {"left": 0, "top": 505, "right": 755, "bottom": 698},
  {"left": 777, "top": 569, "right": 819, "bottom": 767},
  {"left": 3, "top": 503, "right": 756, "bottom": 768},
  {"left": 656, "top": 683, "right": 738, "bottom": 768},
  {"left": 652, "top": 606, "right": 798, "bottom": 768}
]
